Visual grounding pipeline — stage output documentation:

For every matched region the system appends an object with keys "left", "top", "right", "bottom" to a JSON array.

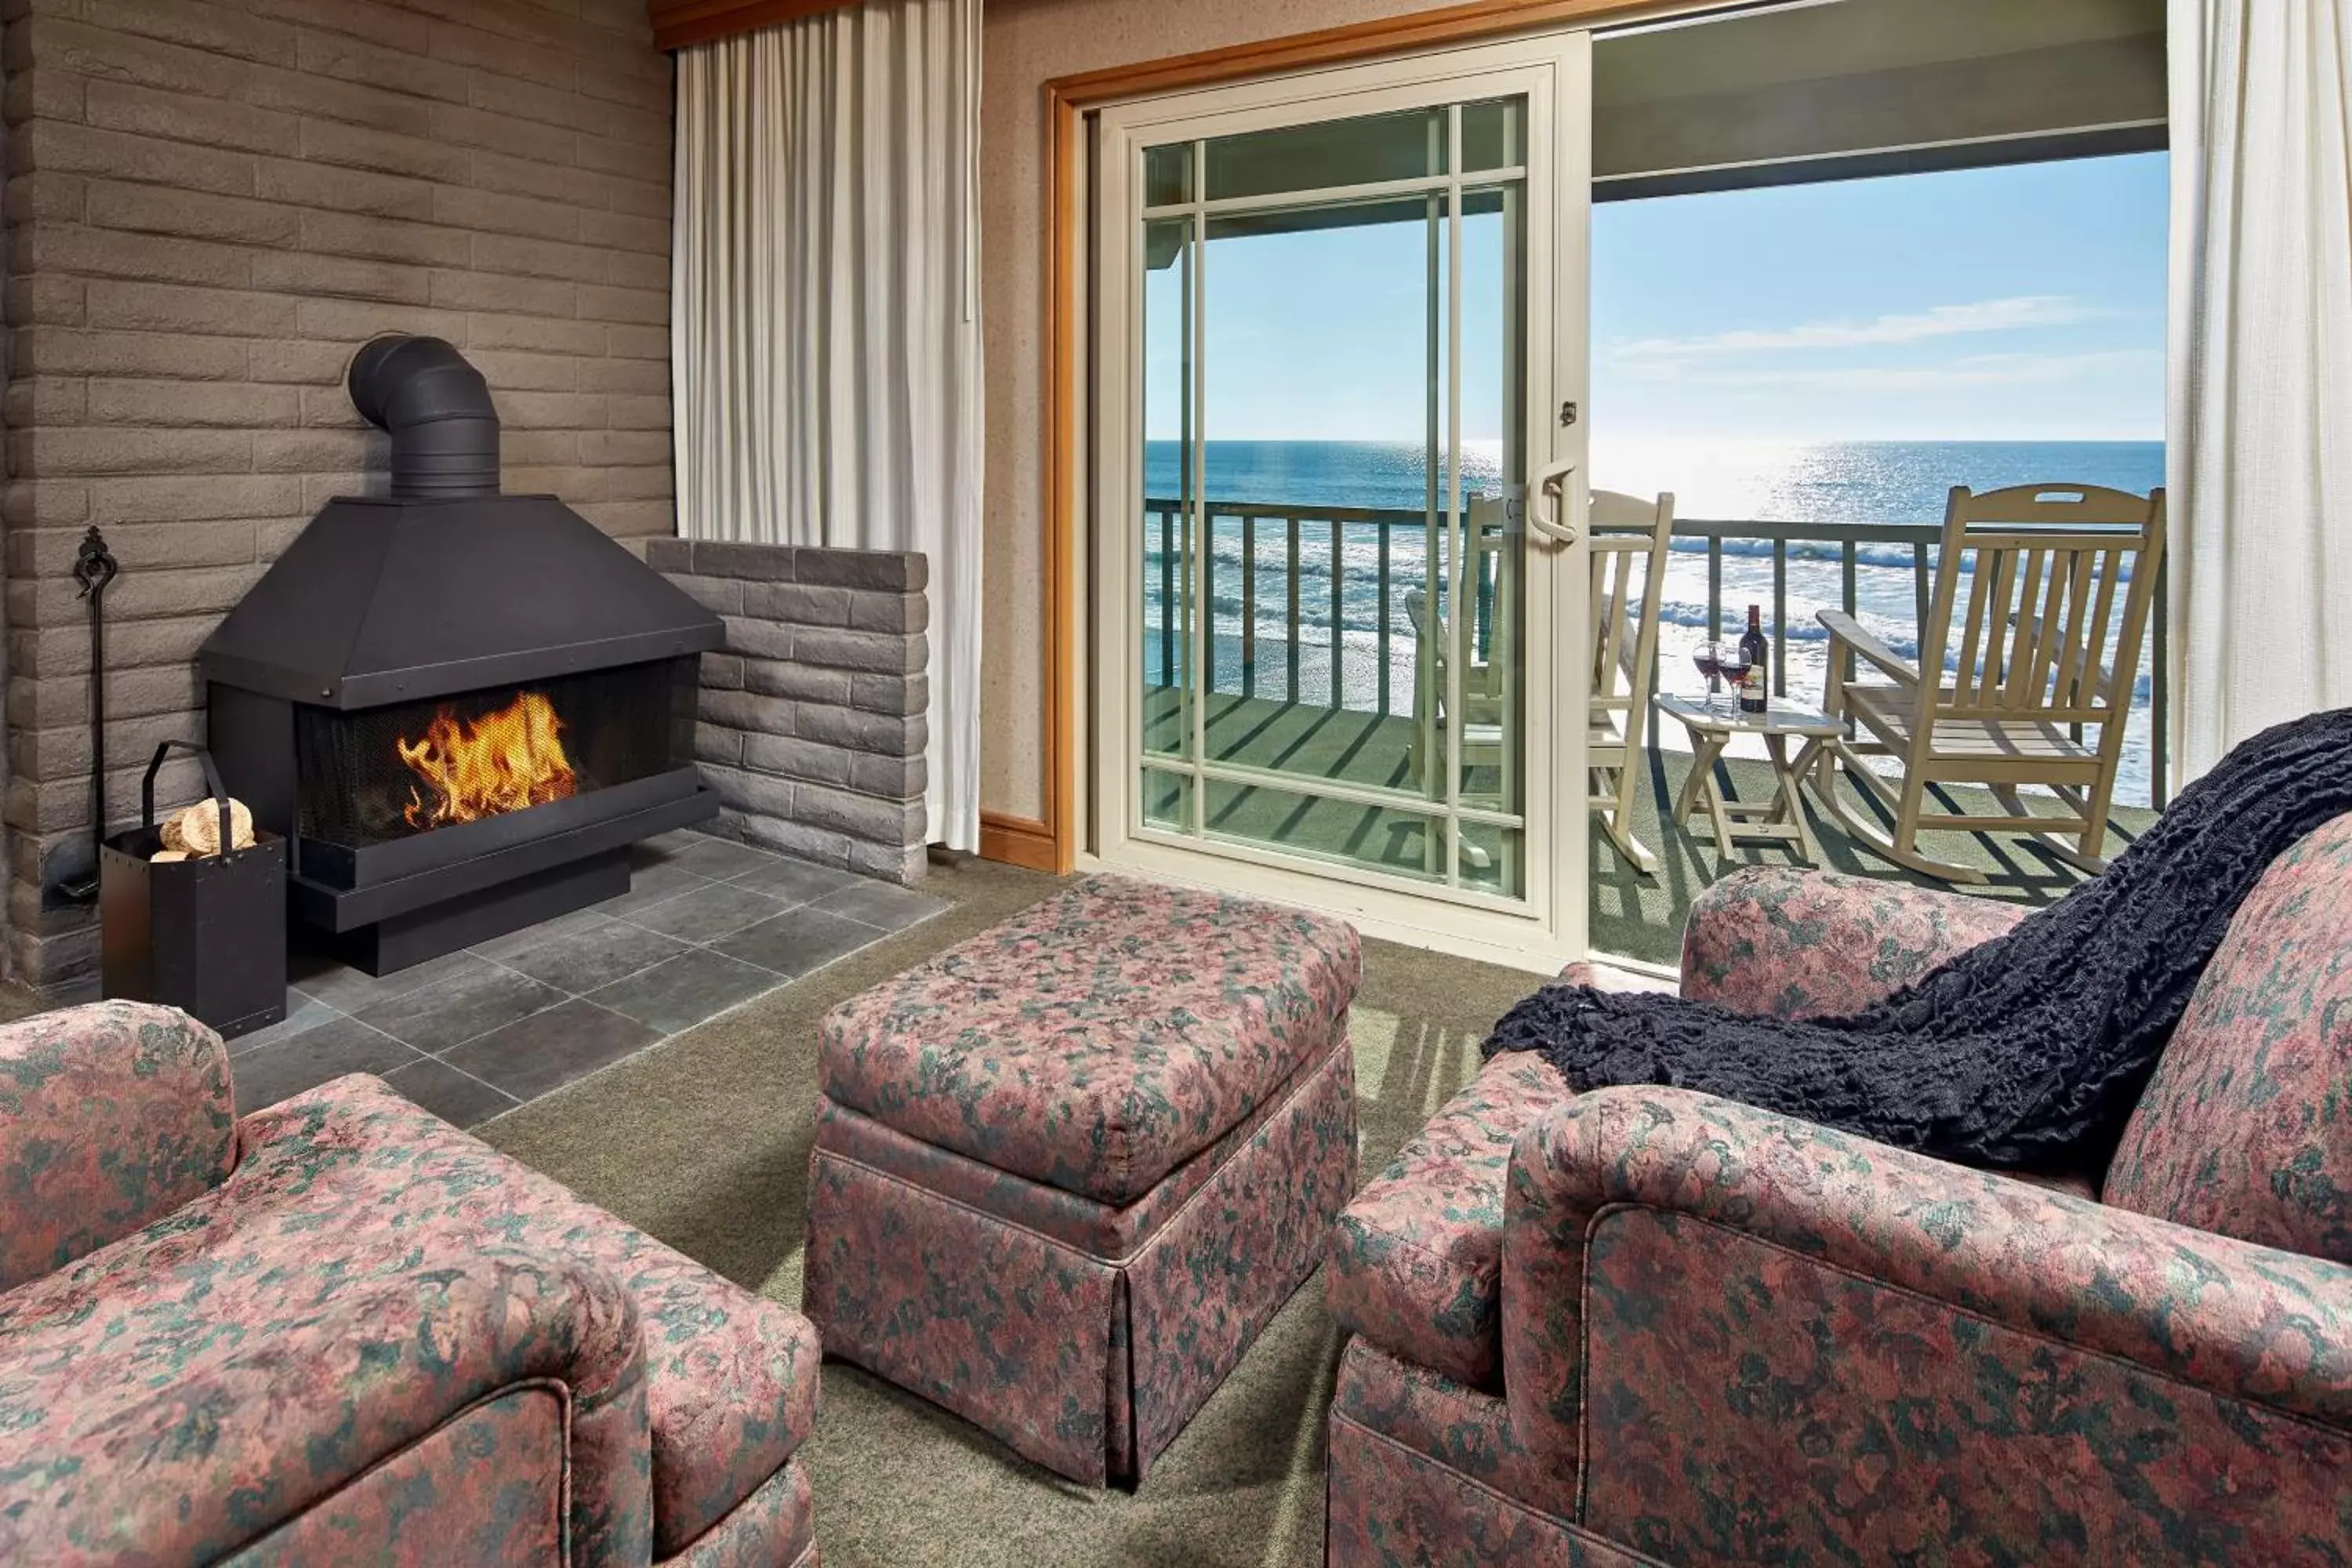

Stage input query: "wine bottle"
[{"left": 1738, "top": 604, "right": 1769, "bottom": 715}]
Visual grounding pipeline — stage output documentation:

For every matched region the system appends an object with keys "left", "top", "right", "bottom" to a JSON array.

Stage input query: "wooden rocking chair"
[
  {"left": 1586, "top": 490, "right": 1674, "bottom": 874},
  {"left": 1405, "top": 491, "right": 1673, "bottom": 876},
  {"left": 1404, "top": 498, "right": 1514, "bottom": 873},
  {"left": 1811, "top": 482, "right": 2165, "bottom": 884}
]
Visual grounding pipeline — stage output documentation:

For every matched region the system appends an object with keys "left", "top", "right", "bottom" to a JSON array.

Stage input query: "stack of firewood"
[{"left": 151, "top": 799, "right": 256, "bottom": 863}]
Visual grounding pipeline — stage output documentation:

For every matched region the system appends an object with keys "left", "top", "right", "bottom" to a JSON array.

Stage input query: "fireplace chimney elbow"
[{"left": 347, "top": 335, "right": 502, "bottom": 501}]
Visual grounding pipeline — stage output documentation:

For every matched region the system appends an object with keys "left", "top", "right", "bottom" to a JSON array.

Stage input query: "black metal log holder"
[
  {"left": 99, "top": 740, "right": 287, "bottom": 1040},
  {"left": 55, "top": 528, "right": 118, "bottom": 905}
]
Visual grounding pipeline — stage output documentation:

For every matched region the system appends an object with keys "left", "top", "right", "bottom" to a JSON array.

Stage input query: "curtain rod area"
[{"left": 650, "top": 0, "right": 866, "bottom": 51}]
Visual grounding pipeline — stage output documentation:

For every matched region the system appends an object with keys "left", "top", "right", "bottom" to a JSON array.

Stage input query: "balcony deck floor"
[{"left": 1141, "top": 689, "right": 2156, "bottom": 967}]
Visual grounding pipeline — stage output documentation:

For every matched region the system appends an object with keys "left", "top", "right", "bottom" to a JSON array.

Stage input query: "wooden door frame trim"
[{"left": 1001, "top": 0, "right": 1670, "bottom": 875}]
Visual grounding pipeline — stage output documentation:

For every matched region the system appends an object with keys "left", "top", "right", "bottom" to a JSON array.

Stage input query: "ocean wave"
[
  {"left": 1147, "top": 521, "right": 2138, "bottom": 632},
  {"left": 1664, "top": 535, "right": 2138, "bottom": 582}
]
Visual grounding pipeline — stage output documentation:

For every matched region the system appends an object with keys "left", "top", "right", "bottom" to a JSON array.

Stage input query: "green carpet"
[{"left": 479, "top": 855, "right": 1537, "bottom": 1568}]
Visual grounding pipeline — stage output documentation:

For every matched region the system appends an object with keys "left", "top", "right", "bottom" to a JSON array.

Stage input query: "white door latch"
[{"left": 1529, "top": 456, "right": 1578, "bottom": 545}]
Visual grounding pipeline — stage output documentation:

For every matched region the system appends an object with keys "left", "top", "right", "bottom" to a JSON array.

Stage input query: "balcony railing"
[{"left": 1143, "top": 498, "right": 2171, "bottom": 810}]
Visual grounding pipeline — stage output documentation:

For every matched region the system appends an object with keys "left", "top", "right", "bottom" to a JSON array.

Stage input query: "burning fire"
[{"left": 398, "top": 690, "right": 577, "bottom": 829}]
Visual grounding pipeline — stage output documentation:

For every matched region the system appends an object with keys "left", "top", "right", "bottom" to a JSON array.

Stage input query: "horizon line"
[{"left": 1142, "top": 433, "right": 2167, "bottom": 445}]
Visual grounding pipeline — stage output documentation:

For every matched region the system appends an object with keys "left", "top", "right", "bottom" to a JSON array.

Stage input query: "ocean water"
[{"left": 1140, "top": 437, "right": 2168, "bottom": 807}]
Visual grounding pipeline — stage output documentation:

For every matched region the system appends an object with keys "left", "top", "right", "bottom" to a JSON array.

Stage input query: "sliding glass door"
[{"left": 1094, "top": 37, "right": 1590, "bottom": 967}]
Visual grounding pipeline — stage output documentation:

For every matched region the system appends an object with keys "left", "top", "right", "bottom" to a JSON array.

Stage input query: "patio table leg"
[
  {"left": 1673, "top": 731, "right": 1737, "bottom": 858},
  {"left": 1771, "top": 734, "right": 1824, "bottom": 864}
]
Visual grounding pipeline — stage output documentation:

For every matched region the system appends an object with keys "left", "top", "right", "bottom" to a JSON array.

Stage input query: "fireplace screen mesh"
[{"left": 296, "top": 658, "right": 698, "bottom": 850}]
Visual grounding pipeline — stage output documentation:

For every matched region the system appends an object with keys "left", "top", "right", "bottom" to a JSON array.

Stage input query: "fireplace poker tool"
[{"left": 56, "top": 527, "right": 119, "bottom": 905}]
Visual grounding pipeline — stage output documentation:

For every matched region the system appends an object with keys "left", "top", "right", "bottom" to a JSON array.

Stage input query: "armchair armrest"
[
  {"left": 0, "top": 1247, "right": 654, "bottom": 1566},
  {"left": 1817, "top": 608, "right": 1920, "bottom": 686},
  {"left": 1681, "top": 866, "right": 2027, "bottom": 1016},
  {"left": 0, "top": 1001, "right": 236, "bottom": 1291},
  {"left": 1500, "top": 1088, "right": 2352, "bottom": 1509}
]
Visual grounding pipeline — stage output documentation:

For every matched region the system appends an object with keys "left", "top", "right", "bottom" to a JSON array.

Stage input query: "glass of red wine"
[
  {"left": 1715, "top": 643, "right": 1753, "bottom": 716},
  {"left": 1693, "top": 643, "right": 1724, "bottom": 714}
]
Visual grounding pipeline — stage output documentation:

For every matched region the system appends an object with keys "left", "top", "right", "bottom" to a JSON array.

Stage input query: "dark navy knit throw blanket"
[{"left": 1485, "top": 706, "right": 2352, "bottom": 1170}]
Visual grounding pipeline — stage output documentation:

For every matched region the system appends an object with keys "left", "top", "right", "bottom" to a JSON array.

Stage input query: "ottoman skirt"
[{"left": 804, "top": 1023, "right": 1359, "bottom": 1486}]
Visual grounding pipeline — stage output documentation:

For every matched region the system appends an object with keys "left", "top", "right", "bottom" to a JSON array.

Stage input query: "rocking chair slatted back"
[
  {"left": 1585, "top": 489, "right": 1674, "bottom": 875},
  {"left": 1918, "top": 484, "right": 2165, "bottom": 728},
  {"left": 1587, "top": 489, "right": 1674, "bottom": 713}
]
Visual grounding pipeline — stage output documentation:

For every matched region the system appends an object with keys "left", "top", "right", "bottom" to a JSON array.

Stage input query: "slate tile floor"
[{"left": 232, "top": 829, "right": 946, "bottom": 1129}]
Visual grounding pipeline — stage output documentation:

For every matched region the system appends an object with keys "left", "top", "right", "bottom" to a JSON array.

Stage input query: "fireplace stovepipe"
[{"left": 346, "top": 334, "right": 501, "bottom": 500}]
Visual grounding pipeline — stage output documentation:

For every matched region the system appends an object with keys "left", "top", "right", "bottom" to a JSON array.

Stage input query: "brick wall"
[
  {"left": 1, "top": 0, "right": 675, "bottom": 993},
  {"left": 648, "top": 539, "right": 931, "bottom": 886}
]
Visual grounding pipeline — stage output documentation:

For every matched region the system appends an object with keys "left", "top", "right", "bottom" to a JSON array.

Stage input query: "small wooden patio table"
[{"left": 1658, "top": 693, "right": 1842, "bottom": 865}]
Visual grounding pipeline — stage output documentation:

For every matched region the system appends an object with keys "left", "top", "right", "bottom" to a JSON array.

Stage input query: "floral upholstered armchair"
[
  {"left": 0, "top": 1001, "right": 823, "bottom": 1566},
  {"left": 1325, "top": 822, "right": 2352, "bottom": 1567}
]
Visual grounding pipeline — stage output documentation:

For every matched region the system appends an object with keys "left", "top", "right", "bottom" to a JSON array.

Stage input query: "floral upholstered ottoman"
[{"left": 802, "top": 874, "right": 1360, "bottom": 1486}]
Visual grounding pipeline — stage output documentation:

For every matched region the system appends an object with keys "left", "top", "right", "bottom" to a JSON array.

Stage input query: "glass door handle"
[{"left": 1530, "top": 458, "right": 1579, "bottom": 546}]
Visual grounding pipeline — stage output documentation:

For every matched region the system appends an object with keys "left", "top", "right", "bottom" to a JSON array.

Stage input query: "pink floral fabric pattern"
[
  {"left": 1501, "top": 1088, "right": 2352, "bottom": 1544},
  {"left": 0, "top": 1246, "right": 652, "bottom": 1566},
  {"left": 810, "top": 1019, "right": 1343, "bottom": 1259},
  {"left": 670, "top": 1458, "right": 816, "bottom": 1568},
  {"left": 2107, "top": 813, "right": 2352, "bottom": 1261},
  {"left": 1579, "top": 1204, "right": 2352, "bottom": 1566},
  {"left": 820, "top": 875, "right": 1361, "bottom": 1203},
  {"left": 807, "top": 1134, "right": 1122, "bottom": 1482},
  {"left": 807, "top": 1036, "right": 1356, "bottom": 1486},
  {"left": 232, "top": 1079, "right": 821, "bottom": 1558},
  {"left": 0, "top": 1067, "right": 820, "bottom": 1563},
  {"left": 1330, "top": 1338, "right": 1549, "bottom": 1504},
  {"left": 217, "top": 1386, "right": 568, "bottom": 1567},
  {"left": 1679, "top": 866, "right": 2027, "bottom": 1018},
  {"left": 1327, "top": 1407, "right": 1664, "bottom": 1568},
  {"left": 0, "top": 1000, "right": 237, "bottom": 1291},
  {"left": 1123, "top": 1037, "right": 1356, "bottom": 1473},
  {"left": 1325, "top": 1054, "right": 1564, "bottom": 1389}
]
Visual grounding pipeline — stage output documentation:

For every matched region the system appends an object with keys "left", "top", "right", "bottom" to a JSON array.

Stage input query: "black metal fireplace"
[{"left": 201, "top": 336, "right": 721, "bottom": 974}]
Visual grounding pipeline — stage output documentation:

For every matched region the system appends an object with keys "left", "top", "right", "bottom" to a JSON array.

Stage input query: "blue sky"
[{"left": 1149, "top": 151, "right": 2167, "bottom": 445}]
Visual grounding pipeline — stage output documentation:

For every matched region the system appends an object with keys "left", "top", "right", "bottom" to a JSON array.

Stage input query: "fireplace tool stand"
[{"left": 55, "top": 528, "right": 118, "bottom": 906}]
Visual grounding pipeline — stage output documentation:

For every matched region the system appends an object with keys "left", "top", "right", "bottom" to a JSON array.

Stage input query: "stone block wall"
[
  {"left": 647, "top": 539, "right": 931, "bottom": 885},
  {"left": 0, "top": 0, "right": 674, "bottom": 993}
]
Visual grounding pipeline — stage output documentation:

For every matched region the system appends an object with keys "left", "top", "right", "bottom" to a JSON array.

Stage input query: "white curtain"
[
  {"left": 672, "top": 0, "right": 984, "bottom": 851},
  {"left": 2168, "top": 0, "right": 2352, "bottom": 780}
]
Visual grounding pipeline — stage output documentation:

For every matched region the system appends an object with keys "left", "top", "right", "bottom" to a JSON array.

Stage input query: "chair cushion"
[
  {"left": 819, "top": 875, "right": 1360, "bottom": 1204},
  {"left": 2105, "top": 812, "right": 2352, "bottom": 1262},
  {"left": 158, "top": 1075, "right": 815, "bottom": 1559},
  {"left": 1326, "top": 1053, "right": 1566, "bottom": 1390}
]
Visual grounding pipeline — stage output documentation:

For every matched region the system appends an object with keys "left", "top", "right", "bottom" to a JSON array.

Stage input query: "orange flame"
[{"left": 397, "top": 690, "right": 577, "bottom": 829}]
